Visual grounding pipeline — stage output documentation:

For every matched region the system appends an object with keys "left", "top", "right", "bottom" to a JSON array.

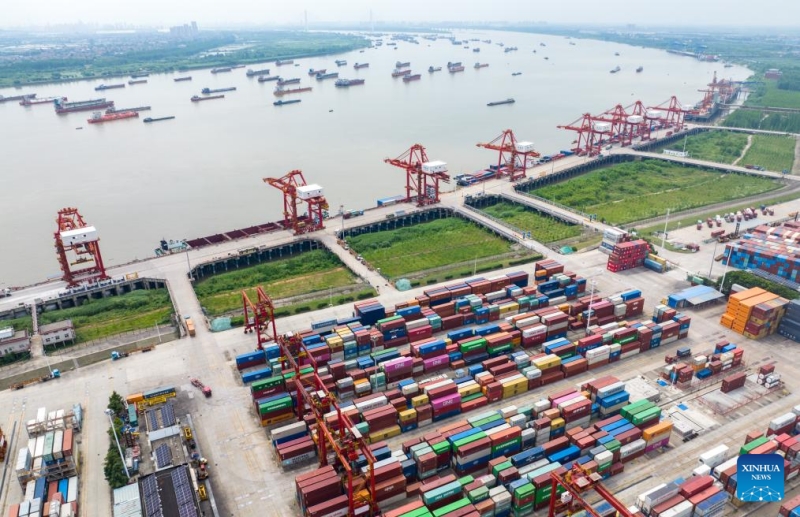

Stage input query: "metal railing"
[{"left": 511, "top": 191, "right": 593, "bottom": 223}]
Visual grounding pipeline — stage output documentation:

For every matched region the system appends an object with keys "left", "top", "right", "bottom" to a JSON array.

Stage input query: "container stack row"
[
  {"left": 607, "top": 239, "right": 650, "bottom": 273},
  {"left": 778, "top": 299, "right": 800, "bottom": 343},
  {"left": 635, "top": 405, "right": 800, "bottom": 516},
  {"left": 722, "top": 222, "right": 800, "bottom": 283},
  {"left": 719, "top": 287, "right": 791, "bottom": 339},
  {"left": 660, "top": 340, "right": 743, "bottom": 384}
]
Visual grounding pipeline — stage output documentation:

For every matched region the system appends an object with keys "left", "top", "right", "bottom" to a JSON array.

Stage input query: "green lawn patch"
[
  {"left": 653, "top": 131, "right": 748, "bottom": 164},
  {"left": 746, "top": 80, "right": 800, "bottom": 109},
  {"left": 740, "top": 134, "right": 796, "bottom": 172},
  {"left": 347, "top": 218, "right": 517, "bottom": 279},
  {"left": 194, "top": 250, "right": 360, "bottom": 316},
  {"left": 533, "top": 160, "right": 780, "bottom": 225},
  {"left": 479, "top": 201, "right": 583, "bottom": 243}
]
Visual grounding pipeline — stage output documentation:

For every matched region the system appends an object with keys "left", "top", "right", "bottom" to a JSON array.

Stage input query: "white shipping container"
[
  {"left": 25, "top": 479, "right": 35, "bottom": 501},
  {"left": 712, "top": 457, "right": 739, "bottom": 478},
  {"left": 52, "top": 430, "right": 64, "bottom": 460},
  {"left": 597, "top": 381, "right": 625, "bottom": 399},
  {"left": 636, "top": 484, "right": 667, "bottom": 510},
  {"left": 698, "top": 444, "right": 728, "bottom": 469},
  {"left": 660, "top": 500, "right": 693, "bottom": 517},
  {"left": 515, "top": 141, "right": 535, "bottom": 153},
  {"left": 769, "top": 412, "right": 796, "bottom": 430},
  {"left": 60, "top": 226, "right": 98, "bottom": 246},
  {"left": 500, "top": 405, "right": 518, "bottom": 418},
  {"left": 34, "top": 436, "right": 44, "bottom": 459},
  {"left": 692, "top": 464, "right": 712, "bottom": 477},
  {"left": 16, "top": 447, "right": 31, "bottom": 472},
  {"left": 296, "top": 184, "right": 324, "bottom": 200},
  {"left": 67, "top": 476, "right": 78, "bottom": 503},
  {"left": 271, "top": 421, "right": 307, "bottom": 442},
  {"left": 485, "top": 424, "right": 512, "bottom": 437},
  {"left": 421, "top": 160, "right": 447, "bottom": 173},
  {"left": 533, "top": 400, "right": 550, "bottom": 414}
]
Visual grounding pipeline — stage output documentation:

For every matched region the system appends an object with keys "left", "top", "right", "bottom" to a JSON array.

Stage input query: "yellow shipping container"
[
  {"left": 502, "top": 377, "right": 528, "bottom": 390},
  {"left": 642, "top": 420, "right": 673, "bottom": 441},
  {"left": 499, "top": 302, "right": 520, "bottom": 314},
  {"left": 511, "top": 336, "right": 521, "bottom": 347},
  {"left": 729, "top": 287, "right": 766, "bottom": 303},
  {"left": 557, "top": 304, "right": 570, "bottom": 313},
  {"left": 550, "top": 417, "right": 565, "bottom": 429},
  {"left": 126, "top": 393, "right": 144, "bottom": 404},
  {"left": 533, "top": 356, "right": 561, "bottom": 370},
  {"left": 370, "top": 425, "right": 401, "bottom": 442},
  {"left": 399, "top": 409, "right": 417, "bottom": 422},
  {"left": 411, "top": 394, "right": 430, "bottom": 407},
  {"left": 444, "top": 337, "right": 453, "bottom": 346},
  {"left": 407, "top": 299, "right": 420, "bottom": 307},
  {"left": 458, "top": 384, "right": 481, "bottom": 398},
  {"left": 261, "top": 413, "right": 294, "bottom": 427},
  {"left": 326, "top": 336, "right": 343, "bottom": 347}
]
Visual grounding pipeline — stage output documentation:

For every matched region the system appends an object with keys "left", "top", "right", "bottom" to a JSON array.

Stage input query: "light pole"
[
  {"left": 340, "top": 205, "right": 345, "bottom": 238},
  {"left": 585, "top": 278, "right": 597, "bottom": 336},
  {"left": 708, "top": 240, "right": 719, "bottom": 279},
  {"left": 661, "top": 208, "right": 671, "bottom": 252},
  {"left": 105, "top": 409, "right": 131, "bottom": 481}
]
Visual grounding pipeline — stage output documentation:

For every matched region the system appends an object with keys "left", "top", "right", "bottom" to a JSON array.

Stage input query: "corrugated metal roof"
[
  {"left": 686, "top": 289, "right": 724, "bottom": 306},
  {"left": 113, "top": 484, "right": 143, "bottom": 517}
]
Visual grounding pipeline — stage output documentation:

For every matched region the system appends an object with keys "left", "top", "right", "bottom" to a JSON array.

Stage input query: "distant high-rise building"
[{"left": 169, "top": 21, "right": 199, "bottom": 40}]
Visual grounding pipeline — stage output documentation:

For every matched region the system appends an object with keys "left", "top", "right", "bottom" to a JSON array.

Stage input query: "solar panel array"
[
  {"left": 161, "top": 403, "right": 176, "bottom": 427},
  {"left": 141, "top": 475, "right": 163, "bottom": 517},
  {"left": 147, "top": 409, "right": 160, "bottom": 431},
  {"left": 155, "top": 444, "right": 172, "bottom": 469},
  {"left": 171, "top": 466, "right": 198, "bottom": 517}
]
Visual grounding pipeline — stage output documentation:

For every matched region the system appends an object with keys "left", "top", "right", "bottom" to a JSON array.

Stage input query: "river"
[{"left": 0, "top": 30, "right": 750, "bottom": 286}]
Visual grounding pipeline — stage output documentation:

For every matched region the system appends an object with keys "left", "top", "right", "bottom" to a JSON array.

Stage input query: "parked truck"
[{"left": 185, "top": 316, "right": 196, "bottom": 337}]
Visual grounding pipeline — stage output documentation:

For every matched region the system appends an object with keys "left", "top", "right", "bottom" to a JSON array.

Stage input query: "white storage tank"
[
  {"left": 421, "top": 160, "right": 447, "bottom": 173},
  {"left": 646, "top": 110, "right": 664, "bottom": 119},
  {"left": 515, "top": 141, "right": 535, "bottom": 153},
  {"left": 627, "top": 115, "right": 644, "bottom": 124},
  {"left": 60, "top": 226, "right": 98, "bottom": 246},
  {"left": 296, "top": 184, "right": 324, "bottom": 200},
  {"left": 592, "top": 122, "right": 612, "bottom": 132}
]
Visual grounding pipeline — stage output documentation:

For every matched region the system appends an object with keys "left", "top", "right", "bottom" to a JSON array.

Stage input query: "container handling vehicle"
[
  {"left": 11, "top": 369, "right": 60, "bottom": 390},
  {"left": 191, "top": 378, "right": 212, "bottom": 398}
]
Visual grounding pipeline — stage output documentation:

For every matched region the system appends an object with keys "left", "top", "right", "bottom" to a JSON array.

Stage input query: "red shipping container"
[
  {"left": 307, "top": 495, "right": 349, "bottom": 517},
  {"left": 373, "top": 475, "right": 407, "bottom": 502},
  {"left": 689, "top": 485, "right": 721, "bottom": 506},
  {"left": 679, "top": 475, "right": 713, "bottom": 498},
  {"left": 650, "top": 495, "right": 685, "bottom": 517}
]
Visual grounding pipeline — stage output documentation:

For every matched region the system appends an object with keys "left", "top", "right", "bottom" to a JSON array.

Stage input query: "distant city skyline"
[{"left": 2, "top": 0, "right": 800, "bottom": 29}]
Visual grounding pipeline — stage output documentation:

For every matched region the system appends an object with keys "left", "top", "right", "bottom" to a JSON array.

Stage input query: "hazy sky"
[{"left": 3, "top": 0, "right": 800, "bottom": 28}]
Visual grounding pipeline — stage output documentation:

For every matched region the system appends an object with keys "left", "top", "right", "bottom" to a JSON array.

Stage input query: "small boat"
[
  {"left": 487, "top": 98, "right": 515, "bottom": 107},
  {"left": 316, "top": 72, "right": 339, "bottom": 80},
  {"left": 614, "top": 52, "right": 620, "bottom": 56},
  {"left": 75, "top": 127, "right": 83, "bottom": 130},
  {"left": 354, "top": 63, "right": 369, "bottom": 69},
  {"left": 402, "top": 74, "right": 421, "bottom": 82},
  {"left": 474, "top": 63, "right": 488, "bottom": 69},
  {"left": 192, "top": 95, "right": 224, "bottom": 102},
  {"left": 636, "top": 66, "right": 644, "bottom": 73},
  {"left": 274, "top": 99, "right": 301, "bottom": 106},
  {"left": 544, "top": 57, "right": 549, "bottom": 60},
  {"left": 211, "top": 67, "right": 232, "bottom": 74},
  {"left": 610, "top": 66, "right": 621, "bottom": 74},
  {"left": 503, "top": 47, "right": 518, "bottom": 53},
  {"left": 258, "top": 76, "right": 281, "bottom": 82},
  {"left": 473, "top": 48, "right": 480, "bottom": 53},
  {"left": 174, "top": 76, "right": 192, "bottom": 82},
  {"left": 20, "top": 96, "right": 66, "bottom": 106},
  {"left": 128, "top": 79, "right": 147, "bottom": 85},
  {"left": 392, "top": 69, "right": 411, "bottom": 77},
  {"left": 569, "top": 42, "right": 576, "bottom": 46},
  {"left": 131, "top": 72, "right": 150, "bottom": 78},
  {"left": 95, "top": 83, "right": 125, "bottom": 91},
  {"left": 512, "top": 72, "right": 522, "bottom": 76},
  {"left": 395, "top": 61, "right": 410, "bottom": 68},
  {"left": 724, "top": 63, "right": 733, "bottom": 68},
  {"left": 428, "top": 66, "right": 442, "bottom": 73},
  {"left": 309, "top": 68, "right": 326, "bottom": 75},
  {"left": 276, "top": 59, "right": 294, "bottom": 66},
  {"left": 246, "top": 68, "right": 271, "bottom": 77},
  {"left": 335, "top": 60, "right": 347, "bottom": 66},
  {"left": 449, "top": 65, "right": 465, "bottom": 73},
  {"left": 202, "top": 87, "right": 236, "bottom": 94},
  {"left": 539, "top": 43, "right": 546, "bottom": 47},
  {"left": 87, "top": 110, "right": 139, "bottom": 123},
  {"left": 335, "top": 78, "right": 365, "bottom": 87},
  {"left": 277, "top": 78, "right": 301, "bottom": 85},
  {"left": 273, "top": 86, "right": 313, "bottom": 96},
  {"left": 143, "top": 116, "right": 176, "bottom": 123}
]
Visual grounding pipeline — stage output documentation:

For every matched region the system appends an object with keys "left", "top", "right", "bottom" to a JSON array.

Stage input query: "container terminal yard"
[{"left": 1, "top": 80, "right": 800, "bottom": 517}]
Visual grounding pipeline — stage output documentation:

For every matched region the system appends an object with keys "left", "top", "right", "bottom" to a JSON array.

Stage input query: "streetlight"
[
  {"left": 661, "top": 208, "right": 671, "bottom": 252},
  {"left": 105, "top": 409, "right": 131, "bottom": 481},
  {"left": 708, "top": 240, "right": 720, "bottom": 279},
  {"left": 585, "top": 278, "right": 597, "bottom": 336}
]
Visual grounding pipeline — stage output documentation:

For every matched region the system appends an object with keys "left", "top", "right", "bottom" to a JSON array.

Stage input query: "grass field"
[
  {"left": 479, "top": 202, "right": 583, "bottom": 243},
  {"left": 722, "top": 109, "right": 800, "bottom": 134},
  {"left": 654, "top": 131, "right": 748, "bottom": 164},
  {"left": 740, "top": 135, "right": 796, "bottom": 172},
  {"left": 0, "top": 289, "right": 174, "bottom": 345},
  {"left": 534, "top": 160, "right": 781, "bottom": 225},
  {"left": 746, "top": 81, "right": 800, "bottom": 109},
  {"left": 347, "top": 218, "right": 516, "bottom": 279},
  {"left": 194, "top": 250, "right": 360, "bottom": 316}
]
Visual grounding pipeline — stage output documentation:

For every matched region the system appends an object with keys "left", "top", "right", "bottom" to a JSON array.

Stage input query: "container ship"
[
  {"left": 211, "top": 67, "right": 232, "bottom": 74},
  {"left": 354, "top": 63, "right": 369, "bottom": 69},
  {"left": 395, "top": 61, "right": 410, "bottom": 68},
  {"left": 55, "top": 98, "right": 114, "bottom": 114},
  {"left": 316, "top": 72, "right": 339, "bottom": 80},
  {"left": 473, "top": 48, "right": 480, "bottom": 53},
  {"left": 87, "top": 110, "right": 139, "bottom": 123},
  {"left": 308, "top": 68, "right": 326, "bottom": 76},
  {"left": 610, "top": 66, "right": 621, "bottom": 74},
  {"left": 143, "top": 116, "right": 175, "bottom": 123},
  {"left": 202, "top": 87, "right": 236, "bottom": 94},
  {"left": 131, "top": 72, "right": 150, "bottom": 78},
  {"left": 487, "top": 98, "right": 515, "bottom": 106},
  {"left": 428, "top": 66, "right": 442, "bottom": 73},
  {"left": 258, "top": 75, "right": 281, "bottom": 82},
  {"left": 246, "top": 68, "right": 271, "bottom": 77},
  {"left": 277, "top": 78, "right": 301, "bottom": 86},
  {"left": 274, "top": 86, "right": 312, "bottom": 96},
  {"left": 95, "top": 83, "right": 125, "bottom": 91},
  {"left": 392, "top": 69, "right": 411, "bottom": 77},
  {"left": 274, "top": 99, "right": 301, "bottom": 106},
  {"left": 512, "top": 72, "right": 522, "bottom": 76},
  {"left": 174, "top": 76, "right": 192, "bottom": 82},
  {"left": 402, "top": 74, "right": 421, "bottom": 82},
  {"left": 504, "top": 46, "right": 519, "bottom": 52},
  {"left": 191, "top": 95, "right": 224, "bottom": 102},
  {"left": 276, "top": 59, "right": 294, "bottom": 66},
  {"left": 448, "top": 64, "right": 465, "bottom": 73},
  {"left": 335, "top": 78, "right": 365, "bottom": 87},
  {"left": 636, "top": 66, "right": 644, "bottom": 73},
  {"left": 474, "top": 62, "right": 489, "bottom": 69},
  {"left": 128, "top": 79, "right": 147, "bottom": 85},
  {"left": 106, "top": 105, "right": 150, "bottom": 113},
  {"left": 20, "top": 96, "right": 64, "bottom": 106},
  {"left": 335, "top": 60, "right": 347, "bottom": 66},
  {"left": 1, "top": 93, "right": 36, "bottom": 103}
]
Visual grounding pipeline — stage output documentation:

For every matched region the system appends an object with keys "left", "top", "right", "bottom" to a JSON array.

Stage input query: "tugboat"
[
  {"left": 610, "top": 66, "right": 621, "bottom": 74},
  {"left": 428, "top": 66, "right": 442, "bottom": 73},
  {"left": 636, "top": 66, "right": 644, "bottom": 73}
]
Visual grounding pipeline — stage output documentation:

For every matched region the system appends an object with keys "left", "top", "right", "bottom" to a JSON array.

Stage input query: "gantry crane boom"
[
  {"left": 477, "top": 129, "right": 540, "bottom": 181},
  {"left": 384, "top": 144, "right": 450, "bottom": 206},
  {"left": 264, "top": 170, "right": 329, "bottom": 235},
  {"left": 558, "top": 113, "right": 610, "bottom": 157},
  {"left": 53, "top": 207, "right": 109, "bottom": 287},
  {"left": 548, "top": 465, "right": 636, "bottom": 517},
  {"left": 241, "top": 287, "right": 277, "bottom": 350}
]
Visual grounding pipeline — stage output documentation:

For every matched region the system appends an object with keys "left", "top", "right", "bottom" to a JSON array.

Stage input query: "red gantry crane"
[
  {"left": 264, "top": 170, "right": 329, "bottom": 235},
  {"left": 241, "top": 286, "right": 278, "bottom": 350},
  {"left": 648, "top": 96, "right": 690, "bottom": 131},
  {"left": 53, "top": 207, "right": 109, "bottom": 287},
  {"left": 548, "top": 464, "right": 637, "bottom": 517},
  {"left": 558, "top": 113, "right": 612, "bottom": 157},
  {"left": 384, "top": 144, "right": 450, "bottom": 206},
  {"left": 477, "top": 129, "right": 540, "bottom": 181}
]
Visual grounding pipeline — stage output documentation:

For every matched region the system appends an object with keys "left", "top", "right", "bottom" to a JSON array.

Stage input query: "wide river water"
[{"left": 0, "top": 30, "right": 750, "bottom": 286}]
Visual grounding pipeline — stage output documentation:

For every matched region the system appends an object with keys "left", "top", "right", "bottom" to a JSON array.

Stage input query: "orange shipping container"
[
  {"left": 642, "top": 420, "right": 673, "bottom": 441},
  {"left": 126, "top": 393, "right": 144, "bottom": 404}
]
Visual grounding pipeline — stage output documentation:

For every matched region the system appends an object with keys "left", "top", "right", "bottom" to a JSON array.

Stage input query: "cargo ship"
[
  {"left": 201, "top": 87, "right": 236, "bottom": 94},
  {"left": 354, "top": 63, "right": 369, "bottom": 69},
  {"left": 55, "top": 98, "right": 114, "bottom": 114},
  {"left": 335, "top": 60, "right": 347, "bottom": 66},
  {"left": 95, "top": 83, "right": 125, "bottom": 91},
  {"left": 428, "top": 66, "right": 442, "bottom": 73},
  {"left": 231, "top": 65, "right": 245, "bottom": 69},
  {"left": 274, "top": 86, "right": 313, "bottom": 96},
  {"left": 246, "top": 68, "right": 271, "bottom": 77},
  {"left": 20, "top": 96, "right": 64, "bottom": 106},
  {"left": 128, "top": 79, "right": 147, "bottom": 85},
  {"left": 636, "top": 66, "right": 644, "bottom": 73},
  {"left": 316, "top": 72, "right": 339, "bottom": 80},
  {"left": 131, "top": 72, "right": 150, "bottom": 78},
  {"left": 474, "top": 62, "right": 489, "bottom": 69},
  {"left": 277, "top": 78, "right": 301, "bottom": 86},
  {"left": 511, "top": 72, "right": 522, "bottom": 76},
  {"left": 274, "top": 99, "right": 301, "bottom": 106},
  {"left": 191, "top": 95, "right": 224, "bottom": 102},
  {"left": 504, "top": 46, "right": 518, "bottom": 52},
  {"left": 87, "top": 110, "right": 139, "bottom": 123},
  {"left": 540, "top": 42, "right": 546, "bottom": 47},
  {"left": 610, "top": 66, "right": 621, "bottom": 74},
  {"left": 258, "top": 75, "right": 281, "bottom": 82},
  {"left": 106, "top": 105, "right": 150, "bottom": 113},
  {"left": 448, "top": 64, "right": 465, "bottom": 73},
  {"left": 335, "top": 78, "right": 365, "bottom": 87},
  {"left": 143, "top": 116, "right": 175, "bottom": 123},
  {"left": 487, "top": 98, "right": 515, "bottom": 106},
  {"left": 402, "top": 74, "right": 421, "bottom": 82},
  {"left": 276, "top": 60, "right": 294, "bottom": 66},
  {"left": 396, "top": 61, "right": 410, "bottom": 68},
  {"left": 308, "top": 68, "right": 326, "bottom": 76},
  {"left": 392, "top": 69, "right": 412, "bottom": 77},
  {"left": 211, "top": 67, "right": 232, "bottom": 74},
  {"left": 473, "top": 48, "right": 480, "bottom": 53},
  {"left": 1, "top": 93, "right": 36, "bottom": 103},
  {"left": 483, "top": 39, "right": 492, "bottom": 44},
  {"left": 174, "top": 76, "right": 192, "bottom": 82}
]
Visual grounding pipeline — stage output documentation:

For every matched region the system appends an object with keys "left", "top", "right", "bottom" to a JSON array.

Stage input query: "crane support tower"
[
  {"left": 648, "top": 96, "right": 690, "bottom": 131},
  {"left": 241, "top": 286, "right": 277, "bottom": 350},
  {"left": 558, "top": 113, "right": 611, "bottom": 157},
  {"left": 264, "top": 170, "right": 329, "bottom": 235},
  {"left": 477, "top": 129, "right": 540, "bottom": 181},
  {"left": 548, "top": 464, "right": 636, "bottom": 517},
  {"left": 384, "top": 144, "right": 450, "bottom": 206},
  {"left": 54, "top": 207, "right": 109, "bottom": 287}
]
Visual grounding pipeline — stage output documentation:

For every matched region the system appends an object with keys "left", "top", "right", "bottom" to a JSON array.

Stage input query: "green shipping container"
[
  {"left": 283, "top": 371, "right": 296, "bottom": 381},
  {"left": 492, "top": 460, "right": 513, "bottom": 477},
  {"left": 513, "top": 503, "right": 535, "bottom": 516},
  {"left": 454, "top": 432, "right": 487, "bottom": 451},
  {"left": 251, "top": 376, "right": 284, "bottom": 392},
  {"left": 432, "top": 440, "right": 451, "bottom": 456},
  {"left": 620, "top": 400, "right": 652, "bottom": 420},
  {"left": 458, "top": 475, "right": 475, "bottom": 486},
  {"left": 462, "top": 393, "right": 484, "bottom": 403},
  {"left": 492, "top": 437, "right": 522, "bottom": 454},
  {"left": 258, "top": 398, "right": 293, "bottom": 415},
  {"left": 470, "top": 413, "right": 503, "bottom": 428},
  {"left": 488, "top": 343, "right": 513, "bottom": 355},
  {"left": 423, "top": 481, "right": 462, "bottom": 505},
  {"left": 432, "top": 498, "right": 471, "bottom": 517},
  {"left": 400, "top": 509, "right": 433, "bottom": 517},
  {"left": 460, "top": 339, "right": 487, "bottom": 353},
  {"left": 468, "top": 486, "right": 489, "bottom": 503},
  {"left": 603, "top": 439, "right": 621, "bottom": 452},
  {"left": 631, "top": 407, "right": 661, "bottom": 426},
  {"left": 299, "top": 366, "right": 314, "bottom": 375},
  {"left": 740, "top": 436, "right": 769, "bottom": 455}
]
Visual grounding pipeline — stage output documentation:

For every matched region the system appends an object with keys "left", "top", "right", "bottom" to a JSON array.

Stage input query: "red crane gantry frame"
[
  {"left": 264, "top": 170, "right": 329, "bottom": 235},
  {"left": 558, "top": 113, "right": 611, "bottom": 157},
  {"left": 477, "top": 129, "right": 541, "bottom": 181},
  {"left": 53, "top": 207, "right": 109, "bottom": 287},
  {"left": 548, "top": 465, "right": 636, "bottom": 517},
  {"left": 241, "top": 287, "right": 278, "bottom": 350},
  {"left": 384, "top": 144, "right": 450, "bottom": 206},
  {"left": 648, "top": 96, "right": 690, "bottom": 131}
]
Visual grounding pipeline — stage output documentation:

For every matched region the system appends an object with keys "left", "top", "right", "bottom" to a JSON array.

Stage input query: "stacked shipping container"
[
  {"left": 778, "top": 299, "right": 800, "bottom": 343},
  {"left": 723, "top": 222, "right": 800, "bottom": 283},
  {"left": 719, "top": 287, "right": 790, "bottom": 339}
]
